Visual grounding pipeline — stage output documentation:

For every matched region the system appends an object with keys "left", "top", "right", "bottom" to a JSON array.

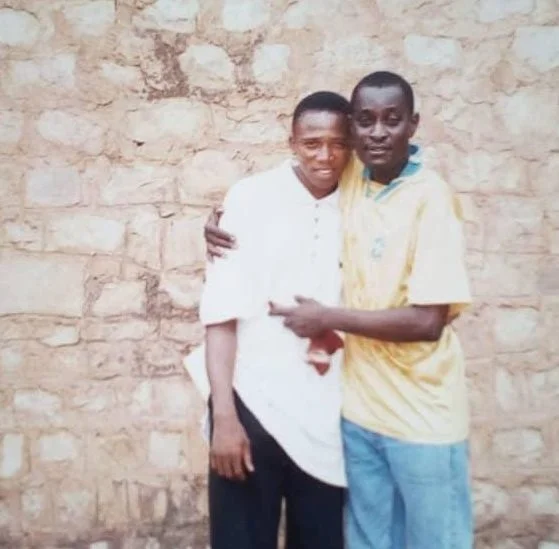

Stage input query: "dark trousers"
[{"left": 209, "top": 394, "right": 345, "bottom": 549}]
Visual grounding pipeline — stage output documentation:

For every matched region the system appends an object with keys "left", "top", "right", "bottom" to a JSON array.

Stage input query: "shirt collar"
[
  {"left": 281, "top": 159, "right": 340, "bottom": 208},
  {"left": 362, "top": 143, "right": 422, "bottom": 182},
  {"left": 362, "top": 144, "right": 422, "bottom": 202}
]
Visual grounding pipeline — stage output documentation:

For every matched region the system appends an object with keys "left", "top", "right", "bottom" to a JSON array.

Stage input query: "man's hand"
[
  {"left": 210, "top": 415, "right": 254, "bottom": 481},
  {"left": 205, "top": 206, "right": 236, "bottom": 261},
  {"left": 269, "top": 296, "right": 327, "bottom": 338}
]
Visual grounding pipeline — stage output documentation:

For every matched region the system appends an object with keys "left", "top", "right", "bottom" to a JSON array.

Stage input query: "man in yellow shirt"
[
  {"left": 272, "top": 72, "right": 473, "bottom": 549},
  {"left": 204, "top": 71, "right": 473, "bottom": 548}
]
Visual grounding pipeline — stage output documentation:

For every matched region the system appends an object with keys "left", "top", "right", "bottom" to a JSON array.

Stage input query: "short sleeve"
[
  {"left": 199, "top": 182, "right": 268, "bottom": 326},
  {"left": 407, "top": 186, "right": 471, "bottom": 318}
]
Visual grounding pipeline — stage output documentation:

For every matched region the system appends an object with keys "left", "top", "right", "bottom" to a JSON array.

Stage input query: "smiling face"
[
  {"left": 351, "top": 84, "right": 419, "bottom": 184},
  {"left": 289, "top": 110, "right": 351, "bottom": 199}
]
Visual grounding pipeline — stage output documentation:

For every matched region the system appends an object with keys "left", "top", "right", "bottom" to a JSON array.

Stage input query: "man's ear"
[
  {"left": 409, "top": 112, "right": 420, "bottom": 138},
  {"left": 288, "top": 133, "right": 295, "bottom": 152}
]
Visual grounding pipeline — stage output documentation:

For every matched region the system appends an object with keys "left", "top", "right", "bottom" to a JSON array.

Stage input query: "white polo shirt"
[{"left": 199, "top": 160, "right": 345, "bottom": 487}]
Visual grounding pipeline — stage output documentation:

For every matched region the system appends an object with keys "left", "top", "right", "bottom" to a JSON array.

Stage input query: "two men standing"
[{"left": 197, "top": 71, "right": 473, "bottom": 549}]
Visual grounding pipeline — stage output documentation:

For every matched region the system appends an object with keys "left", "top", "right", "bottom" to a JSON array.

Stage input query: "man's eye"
[{"left": 356, "top": 117, "right": 372, "bottom": 127}]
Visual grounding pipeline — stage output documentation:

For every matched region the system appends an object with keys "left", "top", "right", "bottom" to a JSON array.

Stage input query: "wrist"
[
  {"left": 321, "top": 306, "right": 337, "bottom": 331},
  {"left": 211, "top": 394, "right": 236, "bottom": 419}
]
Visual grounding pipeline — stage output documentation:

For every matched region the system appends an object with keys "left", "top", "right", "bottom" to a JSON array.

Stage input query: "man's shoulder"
[
  {"left": 225, "top": 162, "right": 288, "bottom": 205},
  {"left": 409, "top": 167, "right": 455, "bottom": 201}
]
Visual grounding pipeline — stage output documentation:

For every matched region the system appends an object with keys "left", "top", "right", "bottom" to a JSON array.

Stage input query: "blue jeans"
[{"left": 342, "top": 418, "right": 473, "bottom": 549}]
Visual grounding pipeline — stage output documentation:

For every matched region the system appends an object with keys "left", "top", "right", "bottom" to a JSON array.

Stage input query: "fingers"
[
  {"left": 243, "top": 443, "right": 254, "bottom": 473},
  {"left": 212, "top": 453, "right": 245, "bottom": 481},
  {"left": 210, "top": 445, "right": 253, "bottom": 481},
  {"left": 294, "top": 295, "right": 311, "bottom": 304},
  {"left": 206, "top": 243, "right": 225, "bottom": 262},
  {"left": 268, "top": 301, "right": 293, "bottom": 317}
]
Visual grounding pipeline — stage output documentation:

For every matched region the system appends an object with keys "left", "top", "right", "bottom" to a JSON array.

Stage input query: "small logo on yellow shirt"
[{"left": 371, "top": 236, "right": 386, "bottom": 260}]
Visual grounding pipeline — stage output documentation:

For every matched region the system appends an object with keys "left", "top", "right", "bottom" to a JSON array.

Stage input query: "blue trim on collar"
[{"left": 363, "top": 144, "right": 422, "bottom": 201}]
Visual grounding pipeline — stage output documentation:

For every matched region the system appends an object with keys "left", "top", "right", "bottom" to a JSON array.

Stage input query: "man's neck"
[
  {"left": 368, "top": 156, "right": 409, "bottom": 186},
  {"left": 292, "top": 166, "right": 338, "bottom": 199}
]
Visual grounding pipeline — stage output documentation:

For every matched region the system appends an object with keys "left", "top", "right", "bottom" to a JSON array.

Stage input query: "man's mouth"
[
  {"left": 314, "top": 168, "right": 335, "bottom": 176},
  {"left": 366, "top": 146, "right": 390, "bottom": 154}
]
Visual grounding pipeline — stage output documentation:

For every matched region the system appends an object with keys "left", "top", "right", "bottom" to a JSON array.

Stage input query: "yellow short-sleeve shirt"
[{"left": 339, "top": 151, "right": 471, "bottom": 444}]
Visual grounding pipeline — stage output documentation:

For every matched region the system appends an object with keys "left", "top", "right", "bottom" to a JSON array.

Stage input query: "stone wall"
[{"left": 0, "top": 0, "right": 558, "bottom": 547}]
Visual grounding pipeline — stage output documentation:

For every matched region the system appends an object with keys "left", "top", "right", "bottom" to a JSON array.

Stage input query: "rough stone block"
[
  {"left": 0, "top": 344, "right": 23, "bottom": 376},
  {"left": 14, "top": 389, "right": 62, "bottom": 419},
  {"left": 222, "top": 0, "right": 270, "bottom": 31},
  {"left": 101, "top": 164, "right": 176, "bottom": 205},
  {"left": 37, "top": 111, "right": 105, "bottom": 155},
  {"left": 0, "top": 111, "right": 23, "bottom": 144},
  {"left": 161, "top": 319, "right": 203, "bottom": 343},
  {"left": 88, "top": 342, "right": 140, "bottom": 379},
  {"left": 178, "top": 150, "right": 240, "bottom": 204},
  {"left": 41, "top": 326, "right": 80, "bottom": 348},
  {"left": 122, "top": 100, "right": 211, "bottom": 159},
  {"left": 314, "top": 36, "right": 386, "bottom": 74},
  {"left": 479, "top": 0, "right": 534, "bottom": 22},
  {"left": 55, "top": 485, "right": 94, "bottom": 529},
  {"left": 495, "top": 367, "right": 526, "bottom": 412},
  {"left": 92, "top": 281, "right": 146, "bottom": 316},
  {"left": 0, "top": 253, "right": 86, "bottom": 316},
  {"left": 527, "top": 367, "right": 559, "bottom": 408},
  {"left": 493, "top": 428, "right": 544, "bottom": 465},
  {"left": 141, "top": 340, "right": 185, "bottom": 377},
  {"left": 485, "top": 198, "right": 545, "bottom": 253},
  {"left": 46, "top": 213, "right": 125, "bottom": 253},
  {"left": 148, "top": 431, "right": 181, "bottom": 469},
  {"left": 179, "top": 44, "right": 234, "bottom": 90},
  {"left": 496, "top": 89, "right": 559, "bottom": 156},
  {"left": 5, "top": 55, "right": 76, "bottom": 95},
  {"left": 127, "top": 208, "right": 162, "bottom": 269},
  {"left": 2, "top": 215, "right": 43, "bottom": 251},
  {"left": 63, "top": 1, "right": 115, "bottom": 37},
  {"left": 21, "top": 487, "right": 47, "bottom": 525},
  {"left": 404, "top": 34, "right": 461, "bottom": 67},
  {"left": 134, "top": 0, "right": 199, "bottom": 32},
  {"left": 39, "top": 432, "right": 78, "bottom": 462},
  {"left": 159, "top": 273, "right": 203, "bottom": 310},
  {"left": 101, "top": 62, "right": 143, "bottom": 91},
  {"left": 0, "top": 162, "right": 22, "bottom": 207},
  {"left": 253, "top": 44, "right": 290, "bottom": 84},
  {"left": 473, "top": 482, "right": 510, "bottom": 528},
  {"left": 82, "top": 320, "right": 156, "bottom": 342},
  {"left": 0, "top": 8, "right": 40, "bottom": 46},
  {"left": 164, "top": 214, "right": 206, "bottom": 270},
  {"left": 518, "top": 486, "right": 559, "bottom": 515},
  {"left": 153, "top": 379, "right": 191, "bottom": 418},
  {"left": 89, "top": 432, "right": 143, "bottom": 476},
  {"left": 493, "top": 307, "right": 540, "bottom": 352},
  {"left": 26, "top": 162, "right": 81, "bottom": 207},
  {"left": 0, "top": 434, "right": 24, "bottom": 478},
  {"left": 513, "top": 26, "right": 559, "bottom": 72}
]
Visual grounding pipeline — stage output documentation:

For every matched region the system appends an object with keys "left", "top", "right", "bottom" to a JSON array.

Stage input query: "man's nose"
[
  {"left": 370, "top": 122, "right": 388, "bottom": 139},
  {"left": 316, "top": 145, "right": 332, "bottom": 161}
]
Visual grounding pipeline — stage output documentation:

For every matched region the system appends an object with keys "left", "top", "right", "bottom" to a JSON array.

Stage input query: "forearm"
[
  {"left": 205, "top": 320, "right": 238, "bottom": 418},
  {"left": 321, "top": 304, "right": 448, "bottom": 342}
]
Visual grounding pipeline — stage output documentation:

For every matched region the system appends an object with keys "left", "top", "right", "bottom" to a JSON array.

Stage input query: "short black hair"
[
  {"left": 350, "top": 71, "right": 415, "bottom": 114},
  {"left": 292, "top": 91, "right": 351, "bottom": 129}
]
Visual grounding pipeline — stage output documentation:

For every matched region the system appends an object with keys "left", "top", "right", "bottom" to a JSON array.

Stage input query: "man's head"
[
  {"left": 350, "top": 71, "right": 419, "bottom": 183},
  {"left": 289, "top": 91, "right": 352, "bottom": 199}
]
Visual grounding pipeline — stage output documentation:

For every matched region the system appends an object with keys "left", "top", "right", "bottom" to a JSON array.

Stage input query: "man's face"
[
  {"left": 351, "top": 85, "right": 419, "bottom": 177},
  {"left": 289, "top": 110, "right": 351, "bottom": 197}
]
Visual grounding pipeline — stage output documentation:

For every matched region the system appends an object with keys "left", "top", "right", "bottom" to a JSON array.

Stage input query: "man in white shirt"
[{"left": 199, "top": 92, "right": 351, "bottom": 549}]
